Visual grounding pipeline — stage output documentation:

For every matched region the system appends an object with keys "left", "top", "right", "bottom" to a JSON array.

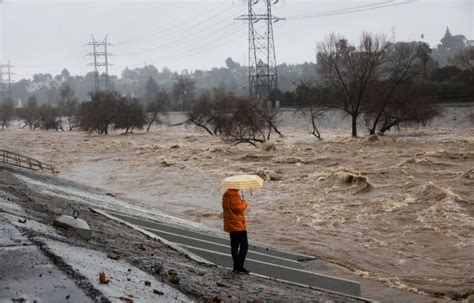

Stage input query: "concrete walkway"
[
  {"left": 105, "top": 209, "right": 365, "bottom": 299},
  {"left": 0, "top": 215, "right": 91, "bottom": 303}
]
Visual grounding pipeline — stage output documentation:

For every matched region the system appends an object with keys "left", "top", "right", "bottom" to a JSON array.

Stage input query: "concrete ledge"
[{"left": 90, "top": 208, "right": 215, "bottom": 266}]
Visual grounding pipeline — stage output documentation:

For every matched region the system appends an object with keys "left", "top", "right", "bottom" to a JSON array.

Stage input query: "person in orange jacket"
[{"left": 222, "top": 188, "right": 249, "bottom": 274}]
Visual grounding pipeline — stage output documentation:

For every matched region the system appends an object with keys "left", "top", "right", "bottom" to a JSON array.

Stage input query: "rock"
[
  {"left": 144, "top": 281, "right": 151, "bottom": 287},
  {"left": 153, "top": 289, "right": 164, "bottom": 295}
]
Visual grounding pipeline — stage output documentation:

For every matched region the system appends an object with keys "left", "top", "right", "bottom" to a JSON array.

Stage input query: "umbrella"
[{"left": 219, "top": 174, "right": 264, "bottom": 190}]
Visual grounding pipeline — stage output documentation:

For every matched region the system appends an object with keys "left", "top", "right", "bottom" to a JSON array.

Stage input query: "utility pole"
[
  {"left": 236, "top": 0, "right": 283, "bottom": 107},
  {"left": 0, "top": 61, "right": 14, "bottom": 102},
  {"left": 86, "top": 35, "right": 111, "bottom": 92}
]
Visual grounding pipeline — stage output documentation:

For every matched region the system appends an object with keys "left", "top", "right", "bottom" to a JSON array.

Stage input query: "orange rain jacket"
[{"left": 222, "top": 189, "right": 248, "bottom": 232}]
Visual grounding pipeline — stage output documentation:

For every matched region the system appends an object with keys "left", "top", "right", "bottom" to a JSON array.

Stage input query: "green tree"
[
  {"left": 143, "top": 77, "right": 160, "bottom": 103},
  {"left": 0, "top": 98, "right": 14, "bottom": 130}
]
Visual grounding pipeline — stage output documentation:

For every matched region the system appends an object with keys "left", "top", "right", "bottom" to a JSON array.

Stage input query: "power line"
[
  {"left": 286, "top": 0, "right": 416, "bottom": 20},
  {"left": 113, "top": 7, "right": 242, "bottom": 56},
  {"left": 114, "top": 1, "right": 232, "bottom": 46}
]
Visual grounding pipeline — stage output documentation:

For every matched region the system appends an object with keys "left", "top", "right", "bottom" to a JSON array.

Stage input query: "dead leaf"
[
  {"left": 118, "top": 297, "right": 133, "bottom": 303},
  {"left": 18, "top": 218, "right": 27, "bottom": 223},
  {"left": 107, "top": 254, "right": 121, "bottom": 260},
  {"left": 153, "top": 289, "right": 164, "bottom": 295},
  {"left": 99, "top": 271, "right": 109, "bottom": 284}
]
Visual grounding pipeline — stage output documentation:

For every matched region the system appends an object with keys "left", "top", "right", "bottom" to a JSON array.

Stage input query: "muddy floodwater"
[{"left": 1, "top": 107, "right": 473, "bottom": 299}]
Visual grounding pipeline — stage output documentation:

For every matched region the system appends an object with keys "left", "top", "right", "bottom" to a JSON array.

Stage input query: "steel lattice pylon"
[
  {"left": 86, "top": 35, "right": 112, "bottom": 92},
  {"left": 236, "top": 0, "right": 283, "bottom": 105}
]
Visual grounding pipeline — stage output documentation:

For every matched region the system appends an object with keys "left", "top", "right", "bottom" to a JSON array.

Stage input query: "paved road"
[{"left": 106, "top": 210, "right": 366, "bottom": 299}]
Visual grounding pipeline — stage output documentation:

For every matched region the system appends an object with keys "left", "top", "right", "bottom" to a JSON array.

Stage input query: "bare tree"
[
  {"left": 377, "top": 84, "right": 439, "bottom": 134},
  {"left": 188, "top": 89, "right": 235, "bottom": 136},
  {"left": 294, "top": 82, "right": 329, "bottom": 140},
  {"left": 188, "top": 89, "right": 276, "bottom": 146},
  {"left": 364, "top": 42, "right": 424, "bottom": 134},
  {"left": 146, "top": 91, "right": 170, "bottom": 132},
  {"left": 450, "top": 47, "right": 474, "bottom": 72},
  {"left": 317, "top": 32, "right": 389, "bottom": 137},
  {"left": 223, "top": 97, "right": 267, "bottom": 146}
]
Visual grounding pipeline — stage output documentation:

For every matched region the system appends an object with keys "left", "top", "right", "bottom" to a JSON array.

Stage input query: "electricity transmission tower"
[
  {"left": 86, "top": 35, "right": 111, "bottom": 92},
  {"left": 0, "top": 61, "right": 14, "bottom": 102},
  {"left": 236, "top": 0, "right": 283, "bottom": 106}
]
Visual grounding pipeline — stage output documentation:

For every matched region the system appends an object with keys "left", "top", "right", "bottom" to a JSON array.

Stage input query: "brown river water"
[{"left": 1, "top": 107, "right": 473, "bottom": 299}]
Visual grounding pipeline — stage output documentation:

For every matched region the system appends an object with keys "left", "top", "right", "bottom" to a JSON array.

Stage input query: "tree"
[
  {"left": 376, "top": 84, "right": 439, "bottom": 134},
  {"left": 449, "top": 47, "right": 474, "bottom": 86},
  {"left": 0, "top": 98, "right": 14, "bottom": 130},
  {"left": 188, "top": 89, "right": 278, "bottom": 146},
  {"left": 58, "top": 84, "right": 79, "bottom": 130},
  {"left": 36, "top": 104, "right": 62, "bottom": 131},
  {"left": 224, "top": 97, "right": 268, "bottom": 146},
  {"left": 143, "top": 77, "right": 160, "bottom": 104},
  {"left": 79, "top": 91, "right": 120, "bottom": 134},
  {"left": 317, "top": 32, "right": 389, "bottom": 136},
  {"left": 16, "top": 95, "right": 39, "bottom": 129},
  {"left": 114, "top": 97, "right": 146, "bottom": 134},
  {"left": 294, "top": 83, "right": 328, "bottom": 140},
  {"left": 225, "top": 57, "right": 241, "bottom": 72},
  {"left": 438, "top": 27, "right": 466, "bottom": 52},
  {"left": 188, "top": 89, "right": 235, "bottom": 136},
  {"left": 146, "top": 91, "right": 170, "bottom": 132},
  {"left": 364, "top": 42, "right": 425, "bottom": 135},
  {"left": 172, "top": 76, "right": 196, "bottom": 111}
]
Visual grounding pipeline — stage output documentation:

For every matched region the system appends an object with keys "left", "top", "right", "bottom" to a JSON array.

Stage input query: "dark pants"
[{"left": 229, "top": 230, "right": 248, "bottom": 270}]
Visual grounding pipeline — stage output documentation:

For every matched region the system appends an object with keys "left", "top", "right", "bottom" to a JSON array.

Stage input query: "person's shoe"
[
  {"left": 240, "top": 267, "right": 250, "bottom": 274},
  {"left": 233, "top": 267, "right": 250, "bottom": 274}
]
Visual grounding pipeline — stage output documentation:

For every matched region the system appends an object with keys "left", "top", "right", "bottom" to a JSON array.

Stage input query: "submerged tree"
[
  {"left": 317, "top": 32, "right": 389, "bottom": 137},
  {"left": 0, "top": 98, "right": 15, "bottom": 130},
  {"left": 78, "top": 91, "right": 120, "bottom": 134},
  {"left": 58, "top": 84, "right": 79, "bottom": 130},
  {"left": 172, "top": 76, "right": 196, "bottom": 111},
  {"left": 16, "top": 95, "right": 39, "bottom": 130},
  {"left": 294, "top": 83, "right": 328, "bottom": 140},
  {"left": 114, "top": 97, "right": 146, "bottom": 134},
  {"left": 146, "top": 91, "right": 170, "bottom": 132},
  {"left": 188, "top": 89, "right": 280, "bottom": 145},
  {"left": 364, "top": 42, "right": 429, "bottom": 134}
]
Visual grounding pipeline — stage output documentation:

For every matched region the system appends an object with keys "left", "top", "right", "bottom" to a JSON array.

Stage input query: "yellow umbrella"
[{"left": 219, "top": 174, "right": 264, "bottom": 190}]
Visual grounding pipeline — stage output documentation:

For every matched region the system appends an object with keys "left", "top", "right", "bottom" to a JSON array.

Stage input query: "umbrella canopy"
[{"left": 219, "top": 174, "right": 264, "bottom": 190}]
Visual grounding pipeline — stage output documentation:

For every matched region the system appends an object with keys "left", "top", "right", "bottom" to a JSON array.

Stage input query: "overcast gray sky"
[{"left": 1, "top": 0, "right": 472, "bottom": 80}]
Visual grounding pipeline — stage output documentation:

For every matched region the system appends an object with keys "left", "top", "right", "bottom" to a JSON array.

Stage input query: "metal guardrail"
[{"left": 0, "top": 149, "right": 55, "bottom": 174}]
